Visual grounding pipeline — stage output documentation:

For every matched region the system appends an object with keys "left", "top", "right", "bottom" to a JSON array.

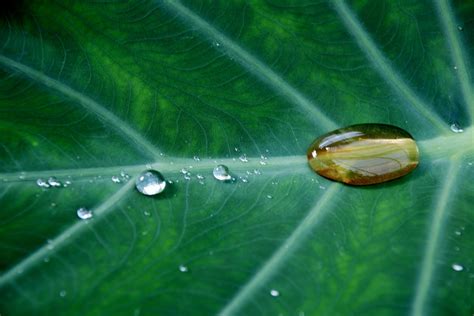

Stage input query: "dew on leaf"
[
  {"left": 59, "top": 290, "right": 67, "bottom": 298},
  {"left": 450, "top": 123, "right": 464, "bottom": 133},
  {"left": 36, "top": 178, "right": 50, "bottom": 188},
  {"left": 452, "top": 263, "right": 464, "bottom": 272},
  {"left": 47, "top": 177, "right": 61, "bottom": 187},
  {"left": 111, "top": 175, "right": 121, "bottom": 183},
  {"left": 179, "top": 264, "right": 188, "bottom": 272},
  {"left": 77, "top": 207, "right": 93, "bottom": 220},
  {"left": 239, "top": 155, "right": 249, "bottom": 163},
  {"left": 270, "top": 289, "right": 280, "bottom": 297},
  {"left": 213, "top": 165, "right": 232, "bottom": 181},
  {"left": 135, "top": 170, "right": 166, "bottom": 196}
]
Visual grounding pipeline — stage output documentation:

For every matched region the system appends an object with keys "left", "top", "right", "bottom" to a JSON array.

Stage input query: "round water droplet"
[
  {"left": 266, "top": 195, "right": 273, "bottom": 199},
  {"left": 452, "top": 263, "right": 464, "bottom": 271},
  {"left": 111, "top": 175, "right": 121, "bottom": 183},
  {"left": 36, "top": 178, "right": 50, "bottom": 188},
  {"left": 453, "top": 65, "right": 458, "bottom": 70},
  {"left": 454, "top": 230, "right": 462, "bottom": 236},
  {"left": 180, "top": 168, "right": 188, "bottom": 175},
  {"left": 450, "top": 123, "right": 464, "bottom": 133},
  {"left": 196, "top": 174, "right": 205, "bottom": 180},
  {"left": 307, "top": 124, "right": 419, "bottom": 185},
  {"left": 47, "top": 177, "right": 61, "bottom": 187},
  {"left": 77, "top": 207, "right": 93, "bottom": 220},
  {"left": 213, "top": 165, "right": 232, "bottom": 181},
  {"left": 270, "top": 289, "right": 280, "bottom": 297},
  {"left": 59, "top": 290, "right": 67, "bottom": 297},
  {"left": 143, "top": 210, "right": 151, "bottom": 217},
  {"left": 179, "top": 264, "right": 188, "bottom": 272},
  {"left": 135, "top": 170, "right": 166, "bottom": 196},
  {"left": 193, "top": 156, "right": 201, "bottom": 162},
  {"left": 458, "top": 25, "right": 463, "bottom": 31}
]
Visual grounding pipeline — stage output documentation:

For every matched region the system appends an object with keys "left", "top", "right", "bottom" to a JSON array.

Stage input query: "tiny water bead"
[
  {"left": 77, "top": 207, "right": 93, "bottom": 220},
  {"left": 36, "top": 178, "right": 50, "bottom": 188},
  {"left": 111, "top": 175, "right": 121, "bottom": 183},
  {"left": 452, "top": 263, "right": 464, "bottom": 272},
  {"left": 135, "top": 170, "right": 166, "bottom": 196},
  {"left": 307, "top": 124, "right": 419, "bottom": 185},
  {"left": 47, "top": 177, "right": 61, "bottom": 187},
  {"left": 179, "top": 264, "right": 188, "bottom": 272},
  {"left": 213, "top": 165, "right": 232, "bottom": 181},
  {"left": 450, "top": 123, "right": 464, "bottom": 133},
  {"left": 270, "top": 289, "right": 280, "bottom": 297}
]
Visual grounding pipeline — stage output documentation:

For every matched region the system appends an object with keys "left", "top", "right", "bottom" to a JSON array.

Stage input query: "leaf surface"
[{"left": 0, "top": 1, "right": 473, "bottom": 315}]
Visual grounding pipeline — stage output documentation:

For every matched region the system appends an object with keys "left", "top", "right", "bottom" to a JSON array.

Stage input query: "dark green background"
[{"left": 0, "top": 0, "right": 473, "bottom": 315}]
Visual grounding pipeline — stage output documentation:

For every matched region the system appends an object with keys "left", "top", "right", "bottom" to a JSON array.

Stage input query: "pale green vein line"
[
  {"left": 0, "top": 54, "right": 162, "bottom": 159},
  {"left": 333, "top": 0, "right": 448, "bottom": 133},
  {"left": 159, "top": 0, "right": 337, "bottom": 130},
  {"left": 0, "top": 155, "right": 308, "bottom": 183},
  {"left": 219, "top": 184, "right": 339, "bottom": 316},
  {"left": 0, "top": 178, "right": 136, "bottom": 288},
  {"left": 410, "top": 161, "right": 459, "bottom": 316},
  {"left": 3, "top": 126, "right": 473, "bottom": 184},
  {"left": 434, "top": 0, "right": 474, "bottom": 122}
]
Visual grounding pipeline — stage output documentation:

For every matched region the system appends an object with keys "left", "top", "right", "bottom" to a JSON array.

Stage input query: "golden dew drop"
[{"left": 307, "top": 124, "right": 419, "bottom": 185}]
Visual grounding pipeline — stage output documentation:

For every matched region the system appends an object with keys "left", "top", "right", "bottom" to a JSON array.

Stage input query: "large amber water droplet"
[{"left": 307, "top": 124, "right": 419, "bottom": 185}]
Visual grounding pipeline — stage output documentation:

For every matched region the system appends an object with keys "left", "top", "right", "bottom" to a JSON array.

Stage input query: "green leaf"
[{"left": 0, "top": 1, "right": 473, "bottom": 315}]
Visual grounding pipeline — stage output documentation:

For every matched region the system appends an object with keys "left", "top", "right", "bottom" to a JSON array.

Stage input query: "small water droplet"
[
  {"left": 453, "top": 65, "right": 458, "bottom": 70},
  {"left": 180, "top": 168, "right": 188, "bottom": 175},
  {"left": 43, "top": 257, "right": 50, "bottom": 263},
  {"left": 47, "top": 177, "right": 61, "bottom": 187},
  {"left": 143, "top": 210, "right": 151, "bottom": 217},
  {"left": 253, "top": 169, "right": 261, "bottom": 175},
  {"left": 193, "top": 156, "right": 200, "bottom": 162},
  {"left": 59, "top": 290, "right": 67, "bottom": 297},
  {"left": 111, "top": 175, "right": 121, "bottom": 183},
  {"left": 450, "top": 123, "right": 464, "bottom": 133},
  {"left": 213, "top": 40, "right": 221, "bottom": 47},
  {"left": 120, "top": 170, "right": 130, "bottom": 180},
  {"left": 213, "top": 165, "right": 232, "bottom": 181},
  {"left": 454, "top": 230, "right": 462, "bottom": 236},
  {"left": 452, "top": 263, "right": 464, "bottom": 271},
  {"left": 179, "top": 264, "right": 188, "bottom": 272},
  {"left": 266, "top": 195, "right": 273, "bottom": 199},
  {"left": 239, "top": 155, "right": 249, "bottom": 163},
  {"left": 135, "top": 170, "right": 166, "bottom": 196},
  {"left": 458, "top": 25, "right": 463, "bottom": 31},
  {"left": 241, "top": 177, "right": 249, "bottom": 183},
  {"left": 270, "top": 289, "right": 280, "bottom": 297},
  {"left": 196, "top": 174, "right": 205, "bottom": 180},
  {"left": 36, "top": 178, "right": 50, "bottom": 188},
  {"left": 184, "top": 173, "right": 192, "bottom": 181},
  {"left": 77, "top": 207, "right": 93, "bottom": 220},
  {"left": 259, "top": 160, "right": 267, "bottom": 165}
]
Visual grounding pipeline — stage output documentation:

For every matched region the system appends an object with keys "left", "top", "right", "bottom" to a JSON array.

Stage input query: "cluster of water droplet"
[
  {"left": 111, "top": 170, "right": 131, "bottom": 184},
  {"left": 36, "top": 177, "right": 71, "bottom": 188}
]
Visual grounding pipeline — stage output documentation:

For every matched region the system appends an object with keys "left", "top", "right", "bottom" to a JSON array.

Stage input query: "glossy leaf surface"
[{"left": 0, "top": 1, "right": 473, "bottom": 315}]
